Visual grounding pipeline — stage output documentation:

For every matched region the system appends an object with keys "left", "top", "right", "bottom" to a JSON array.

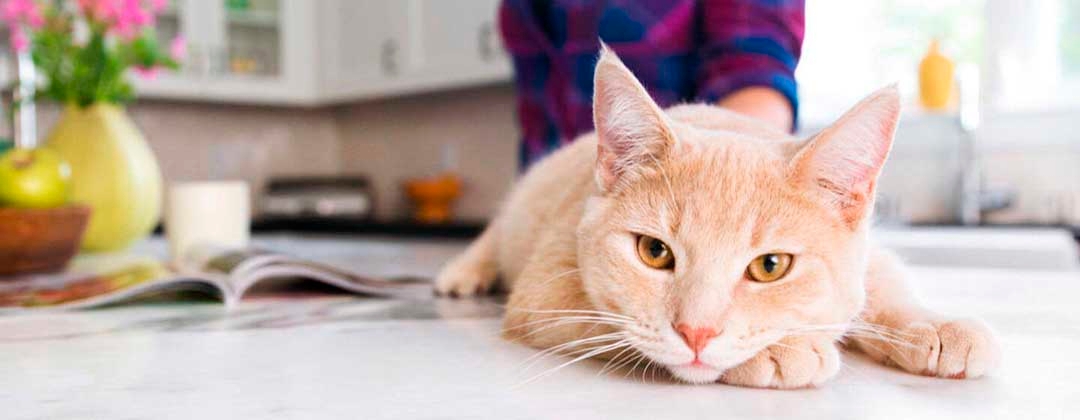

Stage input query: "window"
[
  {"left": 798, "top": 0, "right": 1080, "bottom": 126},
  {"left": 1062, "top": 0, "right": 1080, "bottom": 76}
]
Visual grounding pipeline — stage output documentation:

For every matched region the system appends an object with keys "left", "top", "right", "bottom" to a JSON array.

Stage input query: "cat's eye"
[
  {"left": 746, "top": 253, "right": 794, "bottom": 283},
  {"left": 636, "top": 235, "right": 675, "bottom": 270}
]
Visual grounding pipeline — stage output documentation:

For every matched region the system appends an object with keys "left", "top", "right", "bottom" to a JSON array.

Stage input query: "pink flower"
[
  {"left": 8, "top": 26, "right": 27, "bottom": 51},
  {"left": 77, "top": 0, "right": 158, "bottom": 39},
  {"left": 169, "top": 35, "right": 185, "bottom": 61},
  {"left": 1, "top": 0, "right": 44, "bottom": 52},
  {"left": 110, "top": 0, "right": 151, "bottom": 39},
  {"left": 150, "top": 0, "right": 168, "bottom": 13},
  {"left": 2, "top": 0, "right": 44, "bottom": 28},
  {"left": 78, "top": 0, "right": 119, "bottom": 22},
  {"left": 133, "top": 65, "right": 160, "bottom": 80}
]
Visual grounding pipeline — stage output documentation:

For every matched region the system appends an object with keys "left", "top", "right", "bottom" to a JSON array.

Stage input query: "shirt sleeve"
[{"left": 695, "top": 0, "right": 805, "bottom": 127}]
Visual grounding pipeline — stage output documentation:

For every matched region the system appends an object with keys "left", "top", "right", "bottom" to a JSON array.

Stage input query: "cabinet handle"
[
  {"left": 381, "top": 39, "right": 399, "bottom": 76},
  {"left": 478, "top": 22, "right": 495, "bottom": 61}
]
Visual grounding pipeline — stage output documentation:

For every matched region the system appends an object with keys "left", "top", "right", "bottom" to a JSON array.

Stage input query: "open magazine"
[{"left": 0, "top": 247, "right": 433, "bottom": 312}]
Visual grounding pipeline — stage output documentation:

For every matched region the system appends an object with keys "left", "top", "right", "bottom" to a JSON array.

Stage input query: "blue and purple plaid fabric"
[{"left": 500, "top": 0, "right": 804, "bottom": 167}]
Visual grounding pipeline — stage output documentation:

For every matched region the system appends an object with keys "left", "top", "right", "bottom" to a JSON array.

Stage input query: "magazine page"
[
  {"left": 178, "top": 244, "right": 435, "bottom": 301},
  {"left": 181, "top": 245, "right": 286, "bottom": 279},
  {"left": 0, "top": 254, "right": 229, "bottom": 312},
  {"left": 231, "top": 259, "right": 433, "bottom": 300}
]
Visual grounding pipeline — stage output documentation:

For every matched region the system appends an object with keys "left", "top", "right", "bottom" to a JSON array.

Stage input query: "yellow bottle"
[{"left": 919, "top": 40, "right": 955, "bottom": 111}]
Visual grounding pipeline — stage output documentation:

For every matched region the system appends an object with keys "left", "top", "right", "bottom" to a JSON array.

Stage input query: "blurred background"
[{"left": 1, "top": 0, "right": 1077, "bottom": 230}]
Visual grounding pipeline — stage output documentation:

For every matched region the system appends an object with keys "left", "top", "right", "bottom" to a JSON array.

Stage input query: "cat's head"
[{"left": 576, "top": 47, "right": 899, "bottom": 384}]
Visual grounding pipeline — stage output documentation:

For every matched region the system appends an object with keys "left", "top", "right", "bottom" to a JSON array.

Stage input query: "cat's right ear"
[
  {"left": 789, "top": 85, "right": 901, "bottom": 227},
  {"left": 592, "top": 44, "right": 676, "bottom": 192}
]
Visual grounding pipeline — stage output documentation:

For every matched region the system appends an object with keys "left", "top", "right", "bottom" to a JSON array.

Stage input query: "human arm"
[{"left": 696, "top": 0, "right": 805, "bottom": 131}]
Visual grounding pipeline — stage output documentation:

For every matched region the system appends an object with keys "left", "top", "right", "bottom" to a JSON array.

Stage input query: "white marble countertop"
[{"left": 2, "top": 235, "right": 1079, "bottom": 420}]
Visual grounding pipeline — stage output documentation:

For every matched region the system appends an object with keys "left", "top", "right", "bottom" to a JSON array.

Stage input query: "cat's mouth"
[{"left": 667, "top": 361, "right": 724, "bottom": 384}]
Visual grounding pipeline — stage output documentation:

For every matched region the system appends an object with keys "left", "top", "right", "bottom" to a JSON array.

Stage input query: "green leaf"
[{"left": 24, "top": 6, "right": 184, "bottom": 106}]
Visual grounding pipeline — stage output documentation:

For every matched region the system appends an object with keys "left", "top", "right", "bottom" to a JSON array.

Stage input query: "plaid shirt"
[{"left": 500, "top": 0, "right": 804, "bottom": 167}]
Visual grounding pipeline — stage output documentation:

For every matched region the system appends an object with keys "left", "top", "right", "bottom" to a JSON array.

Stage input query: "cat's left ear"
[
  {"left": 789, "top": 85, "right": 900, "bottom": 227},
  {"left": 593, "top": 44, "right": 676, "bottom": 192}
]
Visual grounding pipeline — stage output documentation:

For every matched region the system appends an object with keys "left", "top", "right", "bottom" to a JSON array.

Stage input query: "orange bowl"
[{"left": 0, "top": 205, "right": 91, "bottom": 276}]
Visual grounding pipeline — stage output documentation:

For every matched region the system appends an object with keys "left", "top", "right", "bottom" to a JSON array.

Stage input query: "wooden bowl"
[{"left": 0, "top": 206, "right": 91, "bottom": 276}]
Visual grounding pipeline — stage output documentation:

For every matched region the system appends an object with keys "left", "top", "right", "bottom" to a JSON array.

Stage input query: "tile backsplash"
[
  {"left": 335, "top": 85, "right": 518, "bottom": 221},
  {"left": 20, "top": 85, "right": 1080, "bottom": 225},
  {"left": 28, "top": 84, "right": 518, "bottom": 222}
]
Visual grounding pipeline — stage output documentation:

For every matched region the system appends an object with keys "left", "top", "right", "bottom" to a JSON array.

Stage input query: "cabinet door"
[
  {"left": 410, "top": 0, "right": 511, "bottom": 87},
  {"left": 135, "top": 0, "right": 209, "bottom": 99},
  {"left": 316, "top": 0, "right": 416, "bottom": 101},
  {"left": 414, "top": 0, "right": 509, "bottom": 83},
  {"left": 202, "top": 0, "right": 319, "bottom": 104},
  {"left": 140, "top": 0, "right": 318, "bottom": 105},
  {"left": 213, "top": 0, "right": 281, "bottom": 79}
]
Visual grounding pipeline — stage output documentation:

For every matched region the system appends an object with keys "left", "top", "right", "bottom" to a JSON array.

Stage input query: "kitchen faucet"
[{"left": 955, "top": 64, "right": 1013, "bottom": 225}]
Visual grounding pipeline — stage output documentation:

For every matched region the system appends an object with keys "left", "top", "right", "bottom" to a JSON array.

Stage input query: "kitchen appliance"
[{"left": 260, "top": 176, "right": 374, "bottom": 220}]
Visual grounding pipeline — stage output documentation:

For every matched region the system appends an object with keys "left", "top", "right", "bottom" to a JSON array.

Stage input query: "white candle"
[{"left": 166, "top": 181, "right": 251, "bottom": 264}]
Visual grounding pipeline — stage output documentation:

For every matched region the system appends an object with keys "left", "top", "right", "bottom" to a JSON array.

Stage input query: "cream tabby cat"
[{"left": 436, "top": 47, "right": 1000, "bottom": 388}]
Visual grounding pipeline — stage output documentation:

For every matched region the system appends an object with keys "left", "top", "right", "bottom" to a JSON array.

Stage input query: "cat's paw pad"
[
  {"left": 719, "top": 335, "right": 840, "bottom": 389},
  {"left": 433, "top": 255, "right": 498, "bottom": 298},
  {"left": 883, "top": 318, "right": 1000, "bottom": 379}
]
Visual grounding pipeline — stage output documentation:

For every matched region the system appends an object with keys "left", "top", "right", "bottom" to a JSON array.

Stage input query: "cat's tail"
[{"left": 434, "top": 222, "right": 500, "bottom": 297}]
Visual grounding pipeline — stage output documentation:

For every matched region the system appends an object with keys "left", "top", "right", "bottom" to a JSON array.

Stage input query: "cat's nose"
[{"left": 675, "top": 323, "right": 719, "bottom": 355}]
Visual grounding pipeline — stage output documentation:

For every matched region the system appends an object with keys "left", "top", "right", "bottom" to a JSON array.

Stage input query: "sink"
[{"left": 873, "top": 226, "right": 1080, "bottom": 271}]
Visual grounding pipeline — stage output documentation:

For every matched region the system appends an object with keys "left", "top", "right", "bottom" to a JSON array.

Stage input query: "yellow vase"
[
  {"left": 918, "top": 40, "right": 955, "bottom": 111},
  {"left": 44, "top": 104, "right": 162, "bottom": 252}
]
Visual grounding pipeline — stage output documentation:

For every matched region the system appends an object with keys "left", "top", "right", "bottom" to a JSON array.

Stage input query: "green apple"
[{"left": 0, "top": 148, "right": 72, "bottom": 208}]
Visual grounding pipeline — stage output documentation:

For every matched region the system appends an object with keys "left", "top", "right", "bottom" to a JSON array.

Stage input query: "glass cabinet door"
[
  {"left": 137, "top": 0, "right": 313, "bottom": 103},
  {"left": 155, "top": 2, "right": 182, "bottom": 48},
  {"left": 219, "top": 0, "right": 282, "bottom": 78}
]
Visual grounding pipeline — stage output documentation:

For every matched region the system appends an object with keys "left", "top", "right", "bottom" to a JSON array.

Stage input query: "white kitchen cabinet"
[
  {"left": 314, "top": 0, "right": 511, "bottom": 103},
  {"left": 136, "top": 0, "right": 511, "bottom": 106}
]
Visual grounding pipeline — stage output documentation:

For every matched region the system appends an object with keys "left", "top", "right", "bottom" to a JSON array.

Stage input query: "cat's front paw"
[
  {"left": 434, "top": 254, "right": 498, "bottom": 298},
  {"left": 719, "top": 335, "right": 840, "bottom": 389},
  {"left": 871, "top": 318, "right": 1000, "bottom": 379}
]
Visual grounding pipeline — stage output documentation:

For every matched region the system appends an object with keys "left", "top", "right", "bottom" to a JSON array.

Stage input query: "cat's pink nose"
[{"left": 675, "top": 324, "right": 718, "bottom": 355}]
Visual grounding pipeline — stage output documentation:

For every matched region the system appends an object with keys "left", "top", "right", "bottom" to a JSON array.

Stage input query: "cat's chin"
[{"left": 667, "top": 363, "right": 724, "bottom": 384}]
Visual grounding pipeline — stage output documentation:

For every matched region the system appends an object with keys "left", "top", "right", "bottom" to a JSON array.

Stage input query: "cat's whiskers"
[
  {"left": 598, "top": 345, "right": 640, "bottom": 376},
  {"left": 523, "top": 340, "right": 625, "bottom": 374},
  {"left": 519, "top": 331, "right": 627, "bottom": 369},
  {"left": 850, "top": 317, "right": 917, "bottom": 339},
  {"left": 501, "top": 306, "right": 635, "bottom": 321},
  {"left": 640, "top": 358, "right": 657, "bottom": 383},
  {"left": 503, "top": 315, "right": 633, "bottom": 337},
  {"left": 516, "top": 337, "right": 634, "bottom": 386},
  {"left": 623, "top": 353, "right": 649, "bottom": 379},
  {"left": 843, "top": 327, "right": 920, "bottom": 368},
  {"left": 512, "top": 268, "right": 583, "bottom": 291},
  {"left": 779, "top": 321, "right": 914, "bottom": 346},
  {"left": 501, "top": 307, "right": 652, "bottom": 384},
  {"left": 845, "top": 320, "right": 923, "bottom": 362},
  {"left": 508, "top": 319, "right": 634, "bottom": 353},
  {"left": 775, "top": 320, "right": 922, "bottom": 369}
]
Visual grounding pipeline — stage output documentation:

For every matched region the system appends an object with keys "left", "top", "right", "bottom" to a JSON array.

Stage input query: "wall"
[
  {"left": 335, "top": 84, "right": 519, "bottom": 221},
  {"left": 34, "top": 100, "right": 342, "bottom": 194},
  {"left": 25, "top": 83, "right": 519, "bottom": 223},
  {"left": 21, "top": 85, "right": 1079, "bottom": 226}
]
